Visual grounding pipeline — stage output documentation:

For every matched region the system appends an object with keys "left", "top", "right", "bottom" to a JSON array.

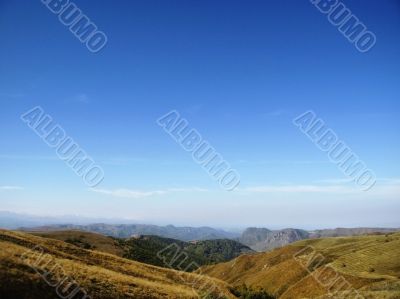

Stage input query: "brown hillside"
[
  {"left": 0, "top": 230, "right": 235, "bottom": 298},
  {"left": 30, "top": 230, "right": 125, "bottom": 256},
  {"left": 200, "top": 233, "right": 400, "bottom": 299}
]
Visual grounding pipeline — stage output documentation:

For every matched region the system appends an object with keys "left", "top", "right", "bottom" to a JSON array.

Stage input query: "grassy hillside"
[
  {"left": 120, "top": 236, "right": 253, "bottom": 270},
  {"left": 32, "top": 230, "right": 125, "bottom": 256},
  {"left": 30, "top": 230, "right": 253, "bottom": 271},
  {"left": 0, "top": 229, "right": 236, "bottom": 298},
  {"left": 200, "top": 233, "right": 400, "bottom": 299}
]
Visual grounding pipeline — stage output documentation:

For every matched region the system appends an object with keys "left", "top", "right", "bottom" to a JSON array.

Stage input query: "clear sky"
[{"left": 1, "top": 0, "right": 399, "bottom": 229}]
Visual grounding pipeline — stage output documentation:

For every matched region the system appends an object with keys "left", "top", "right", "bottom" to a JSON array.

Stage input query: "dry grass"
[
  {"left": 0, "top": 229, "right": 235, "bottom": 298},
  {"left": 30, "top": 230, "right": 125, "bottom": 256},
  {"left": 200, "top": 233, "right": 400, "bottom": 298}
]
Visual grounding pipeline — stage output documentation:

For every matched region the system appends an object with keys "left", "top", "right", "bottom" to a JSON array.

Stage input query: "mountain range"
[
  {"left": 3, "top": 211, "right": 400, "bottom": 252},
  {"left": 23, "top": 223, "right": 240, "bottom": 241},
  {"left": 25, "top": 223, "right": 400, "bottom": 252}
]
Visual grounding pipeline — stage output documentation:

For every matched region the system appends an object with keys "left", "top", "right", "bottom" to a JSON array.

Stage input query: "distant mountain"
[
  {"left": 24, "top": 223, "right": 240, "bottom": 241},
  {"left": 239, "top": 227, "right": 400, "bottom": 251},
  {"left": 0, "top": 211, "right": 137, "bottom": 229},
  {"left": 31, "top": 230, "right": 253, "bottom": 270},
  {"left": 239, "top": 228, "right": 309, "bottom": 251},
  {"left": 5, "top": 211, "right": 400, "bottom": 252}
]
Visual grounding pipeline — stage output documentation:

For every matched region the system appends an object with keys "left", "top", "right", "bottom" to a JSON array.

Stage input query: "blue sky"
[{"left": 0, "top": 0, "right": 399, "bottom": 228}]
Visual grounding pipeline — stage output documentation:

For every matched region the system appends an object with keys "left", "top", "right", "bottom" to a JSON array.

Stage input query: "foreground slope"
[
  {"left": 30, "top": 230, "right": 253, "bottom": 270},
  {"left": 201, "top": 233, "right": 400, "bottom": 298},
  {"left": 0, "top": 230, "right": 236, "bottom": 298}
]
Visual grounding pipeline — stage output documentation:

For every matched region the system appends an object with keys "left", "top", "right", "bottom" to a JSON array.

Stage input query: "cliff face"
[{"left": 239, "top": 228, "right": 309, "bottom": 251}]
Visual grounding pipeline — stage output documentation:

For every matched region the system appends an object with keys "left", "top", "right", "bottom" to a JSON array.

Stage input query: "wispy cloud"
[
  {"left": 90, "top": 188, "right": 167, "bottom": 199},
  {"left": 240, "top": 178, "right": 400, "bottom": 197},
  {"left": 0, "top": 154, "right": 58, "bottom": 161},
  {"left": 67, "top": 93, "right": 89, "bottom": 104},
  {"left": 0, "top": 92, "right": 25, "bottom": 99},
  {"left": 0, "top": 186, "right": 24, "bottom": 191},
  {"left": 90, "top": 187, "right": 208, "bottom": 199},
  {"left": 377, "top": 178, "right": 400, "bottom": 184},
  {"left": 263, "top": 109, "right": 287, "bottom": 117},
  {"left": 75, "top": 93, "right": 89, "bottom": 103},
  {"left": 166, "top": 187, "right": 208, "bottom": 192},
  {"left": 314, "top": 178, "right": 354, "bottom": 184},
  {"left": 316, "top": 177, "right": 400, "bottom": 185},
  {"left": 235, "top": 160, "right": 330, "bottom": 165},
  {"left": 241, "top": 185, "right": 357, "bottom": 194},
  {"left": 185, "top": 104, "right": 203, "bottom": 114}
]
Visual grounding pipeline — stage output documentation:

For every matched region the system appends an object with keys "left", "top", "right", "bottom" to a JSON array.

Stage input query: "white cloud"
[
  {"left": 240, "top": 178, "right": 400, "bottom": 198},
  {"left": 241, "top": 185, "right": 357, "bottom": 194},
  {"left": 315, "top": 177, "right": 400, "bottom": 185},
  {"left": 167, "top": 187, "right": 208, "bottom": 192},
  {"left": 0, "top": 92, "right": 25, "bottom": 99},
  {"left": 66, "top": 93, "right": 89, "bottom": 104},
  {"left": 263, "top": 109, "right": 286, "bottom": 117},
  {"left": 377, "top": 178, "right": 400, "bottom": 184},
  {"left": 89, "top": 187, "right": 208, "bottom": 199},
  {"left": 0, "top": 186, "right": 23, "bottom": 191},
  {"left": 75, "top": 93, "right": 89, "bottom": 103},
  {"left": 314, "top": 178, "right": 354, "bottom": 184},
  {"left": 90, "top": 188, "right": 167, "bottom": 199},
  {"left": 0, "top": 154, "right": 58, "bottom": 161},
  {"left": 235, "top": 160, "right": 331, "bottom": 165}
]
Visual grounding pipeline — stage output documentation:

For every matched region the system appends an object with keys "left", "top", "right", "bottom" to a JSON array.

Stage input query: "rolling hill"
[
  {"left": 201, "top": 232, "right": 400, "bottom": 298},
  {"left": 2, "top": 229, "right": 400, "bottom": 298},
  {"left": 0, "top": 229, "right": 236, "bottom": 298},
  {"left": 30, "top": 230, "right": 253, "bottom": 271}
]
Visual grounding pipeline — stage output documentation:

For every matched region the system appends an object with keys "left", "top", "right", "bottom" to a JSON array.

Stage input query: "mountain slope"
[
  {"left": 0, "top": 229, "right": 236, "bottom": 298},
  {"left": 31, "top": 230, "right": 125, "bottom": 255},
  {"left": 201, "top": 232, "right": 400, "bottom": 298},
  {"left": 30, "top": 230, "right": 253, "bottom": 271}
]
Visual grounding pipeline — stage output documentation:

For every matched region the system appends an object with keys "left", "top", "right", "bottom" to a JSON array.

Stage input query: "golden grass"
[
  {"left": 200, "top": 232, "right": 400, "bottom": 298},
  {"left": 30, "top": 230, "right": 125, "bottom": 256},
  {"left": 0, "top": 229, "right": 235, "bottom": 298}
]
